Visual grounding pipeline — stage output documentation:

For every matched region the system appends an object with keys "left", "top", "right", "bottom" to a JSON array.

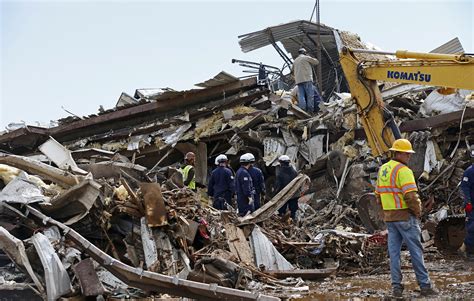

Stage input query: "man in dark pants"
[
  {"left": 235, "top": 154, "right": 255, "bottom": 217},
  {"left": 461, "top": 146, "right": 474, "bottom": 260},
  {"left": 246, "top": 153, "right": 265, "bottom": 210},
  {"left": 208, "top": 154, "right": 235, "bottom": 210},
  {"left": 276, "top": 155, "right": 299, "bottom": 220}
]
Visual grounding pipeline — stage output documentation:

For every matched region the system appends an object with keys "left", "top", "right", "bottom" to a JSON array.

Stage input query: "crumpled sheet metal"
[
  {"left": 0, "top": 226, "right": 45, "bottom": 296},
  {"left": 263, "top": 137, "right": 286, "bottom": 166},
  {"left": 32, "top": 233, "right": 73, "bottom": 301},
  {"left": 250, "top": 226, "right": 294, "bottom": 271},
  {"left": 0, "top": 172, "right": 49, "bottom": 204}
]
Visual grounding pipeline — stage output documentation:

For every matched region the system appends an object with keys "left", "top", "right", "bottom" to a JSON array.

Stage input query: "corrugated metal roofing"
[
  {"left": 238, "top": 20, "right": 335, "bottom": 54},
  {"left": 134, "top": 72, "right": 238, "bottom": 101},
  {"left": 238, "top": 20, "right": 349, "bottom": 98},
  {"left": 430, "top": 37, "right": 464, "bottom": 54}
]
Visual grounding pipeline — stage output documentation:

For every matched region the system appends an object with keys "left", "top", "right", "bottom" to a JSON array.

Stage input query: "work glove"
[
  {"left": 466, "top": 203, "right": 473, "bottom": 214},
  {"left": 248, "top": 197, "right": 254, "bottom": 206}
]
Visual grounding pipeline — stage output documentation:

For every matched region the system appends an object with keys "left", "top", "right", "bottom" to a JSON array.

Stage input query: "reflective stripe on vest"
[
  {"left": 376, "top": 160, "right": 409, "bottom": 210},
  {"left": 181, "top": 165, "right": 196, "bottom": 189}
]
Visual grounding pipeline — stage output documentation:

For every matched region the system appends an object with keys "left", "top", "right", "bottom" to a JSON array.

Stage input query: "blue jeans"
[
  {"left": 297, "top": 82, "right": 315, "bottom": 112},
  {"left": 386, "top": 215, "right": 432, "bottom": 290}
]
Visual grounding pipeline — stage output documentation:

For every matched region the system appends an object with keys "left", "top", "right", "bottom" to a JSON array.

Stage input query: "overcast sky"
[{"left": 1, "top": 0, "right": 472, "bottom": 129}]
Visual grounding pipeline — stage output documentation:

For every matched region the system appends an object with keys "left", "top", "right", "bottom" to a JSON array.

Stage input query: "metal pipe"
[
  {"left": 348, "top": 48, "right": 396, "bottom": 56},
  {"left": 348, "top": 48, "right": 470, "bottom": 61},
  {"left": 395, "top": 50, "right": 468, "bottom": 61}
]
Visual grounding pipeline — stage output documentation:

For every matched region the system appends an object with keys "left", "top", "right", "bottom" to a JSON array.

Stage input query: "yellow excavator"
[
  {"left": 339, "top": 47, "right": 474, "bottom": 157},
  {"left": 340, "top": 47, "right": 474, "bottom": 251}
]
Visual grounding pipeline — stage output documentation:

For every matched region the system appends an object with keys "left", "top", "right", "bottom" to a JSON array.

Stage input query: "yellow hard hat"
[{"left": 389, "top": 139, "right": 415, "bottom": 153}]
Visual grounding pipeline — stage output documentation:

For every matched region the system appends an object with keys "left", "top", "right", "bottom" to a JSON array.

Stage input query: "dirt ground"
[{"left": 294, "top": 255, "right": 474, "bottom": 300}]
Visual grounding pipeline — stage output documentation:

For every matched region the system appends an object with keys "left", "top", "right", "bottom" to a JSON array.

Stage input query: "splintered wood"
[{"left": 224, "top": 223, "right": 255, "bottom": 267}]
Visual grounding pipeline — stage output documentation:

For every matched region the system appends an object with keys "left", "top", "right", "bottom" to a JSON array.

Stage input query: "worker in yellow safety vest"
[
  {"left": 375, "top": 139, "right": 437, "bottom": 298},
  {"left": 180, "top": 152, "right": 196, "bottom": 190}
]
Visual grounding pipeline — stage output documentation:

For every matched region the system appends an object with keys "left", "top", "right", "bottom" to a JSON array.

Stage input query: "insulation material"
[
  {"left": 420, "top": 89, "right": 471, "bottom": 115},
  {"left": 114, "top": 185, "right": 129, "bottom": 201},
  {"left": 0, "top": 164, "right": 21, "bottom": 184},
  {"left": 195, "top": 114, "right": 224, "bottom": 140}
]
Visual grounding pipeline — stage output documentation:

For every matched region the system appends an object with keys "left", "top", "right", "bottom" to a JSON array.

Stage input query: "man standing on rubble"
[
  {"left": 180, "top": 152, "right": 196, "bottom": 191},
  {"left": 276, "top": 155, "right": 299, "bottom": 220},
  {"left": 375, "top": 139, "right": 437, "bottom": 298},
  {"left": 291, "top": 48, "right": 322, "bottom": 113},
  {"left": 208, "top": 154, "right": 235, "bottom": 210},
  {"left": 235, "top": 154, "right": 255, "bottom": 216},
  {"left": 461, "top": 146, "right": 474, "bottom": 260},
  {"left": 246, "top": 153, "right": 265, "bottom": 210}
]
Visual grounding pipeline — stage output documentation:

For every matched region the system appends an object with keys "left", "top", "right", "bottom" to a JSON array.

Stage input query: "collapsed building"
[{"left": 0, "top": 20, "right": 473, "bottom": 300}]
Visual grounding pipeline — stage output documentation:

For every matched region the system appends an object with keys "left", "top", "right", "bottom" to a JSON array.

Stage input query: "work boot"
[
  {"left": 392, "top": 287, "right": 403, "bottom": 298},
  {"left": 420, "top": 287, "right": 438, "bottom": 296}
]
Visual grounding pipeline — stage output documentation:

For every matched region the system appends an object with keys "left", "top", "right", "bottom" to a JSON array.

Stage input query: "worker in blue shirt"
[
  {"left": 208, "top": 154, "right": 235, "bottom": 210},
  {"left": 276, "top": 155, "right": 299, "bottom": 220},
  {"left": 461, "top": 147, "right": 474, "bottom": 260},
  {"left": 235, "top": 153, "right": 256, "bottom": 216},
  {"left": 246, "top": 153, "right": 265, "bottom": 210}
]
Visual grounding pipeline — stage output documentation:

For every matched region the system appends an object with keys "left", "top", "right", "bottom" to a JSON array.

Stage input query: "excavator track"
[{"left": 434, "top": 214, "right": 465, "bottom": 254}]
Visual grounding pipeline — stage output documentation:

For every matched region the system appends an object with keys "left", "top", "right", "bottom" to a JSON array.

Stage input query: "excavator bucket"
[{"left": 434, "top": 215, "right": 466, "bottom": 254}]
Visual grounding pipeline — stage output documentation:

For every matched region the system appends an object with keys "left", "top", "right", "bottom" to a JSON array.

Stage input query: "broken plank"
[
  {"left": 0, "top": 153, "right": 83, "bottom": 188},
  {"left": 224, "top": 223, "right": 255, "bottom": 267},
  {"left": 238, "top": 174, "right": 310, "bottom": 225}
]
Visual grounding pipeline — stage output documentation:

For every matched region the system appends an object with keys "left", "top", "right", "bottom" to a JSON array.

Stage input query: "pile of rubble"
[{"left": 1, "top": 21, "right": 474, "bottom": 300}]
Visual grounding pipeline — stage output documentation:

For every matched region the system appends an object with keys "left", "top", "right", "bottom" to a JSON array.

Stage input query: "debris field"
[{"left": 1, "top": 20, "right": 473, "bottom": 300}]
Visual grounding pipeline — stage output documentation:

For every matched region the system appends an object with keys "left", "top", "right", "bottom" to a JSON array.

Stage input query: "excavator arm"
[{"left": 339, "top": 47, "right": 474, "bottom": 157}]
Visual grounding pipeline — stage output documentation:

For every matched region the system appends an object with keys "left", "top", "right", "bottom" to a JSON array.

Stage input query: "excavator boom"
[{"left": 339, "top": 47, "right": 474, "bottom": 157}]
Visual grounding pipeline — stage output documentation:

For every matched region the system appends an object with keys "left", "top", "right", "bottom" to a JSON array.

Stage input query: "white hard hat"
[
  {"left": 471, "top": 146, "right": 474, "bottom": 158},
  {"left": 215, "top": 154, "right": 228, "bottom": 165},
  {"left": 244, "top": 153, "right": 255, "bottom": 162},
  {"left": 240, "top": 153, "right": 252, "bottom": 163},
  {"left": 278, "top": 155, "right": 290, "bottom": 162}
]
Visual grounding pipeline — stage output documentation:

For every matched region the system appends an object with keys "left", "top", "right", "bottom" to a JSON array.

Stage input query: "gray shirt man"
[{"left": 292, "top": 54, "right": 319, "bottom": 84}]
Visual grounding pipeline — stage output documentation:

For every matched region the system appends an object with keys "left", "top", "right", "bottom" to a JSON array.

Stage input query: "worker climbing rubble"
[
  {"left": 461, "top": 146, "right": 474, "bottom": 261},
  {"left": 375, "top": 139, "right": 437, "bottom": 298},
  {"left": 291, "top": 47, "right": 322, "bottom": 113},
  {"left": 208, "top": 154, "right": 235, "bottom": 210},
  {"left": 235, "top": 153, "right": 256, "bottom": 216},
  {"left": 246, "top": 153, "right": 265, "bottom": 210}
]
